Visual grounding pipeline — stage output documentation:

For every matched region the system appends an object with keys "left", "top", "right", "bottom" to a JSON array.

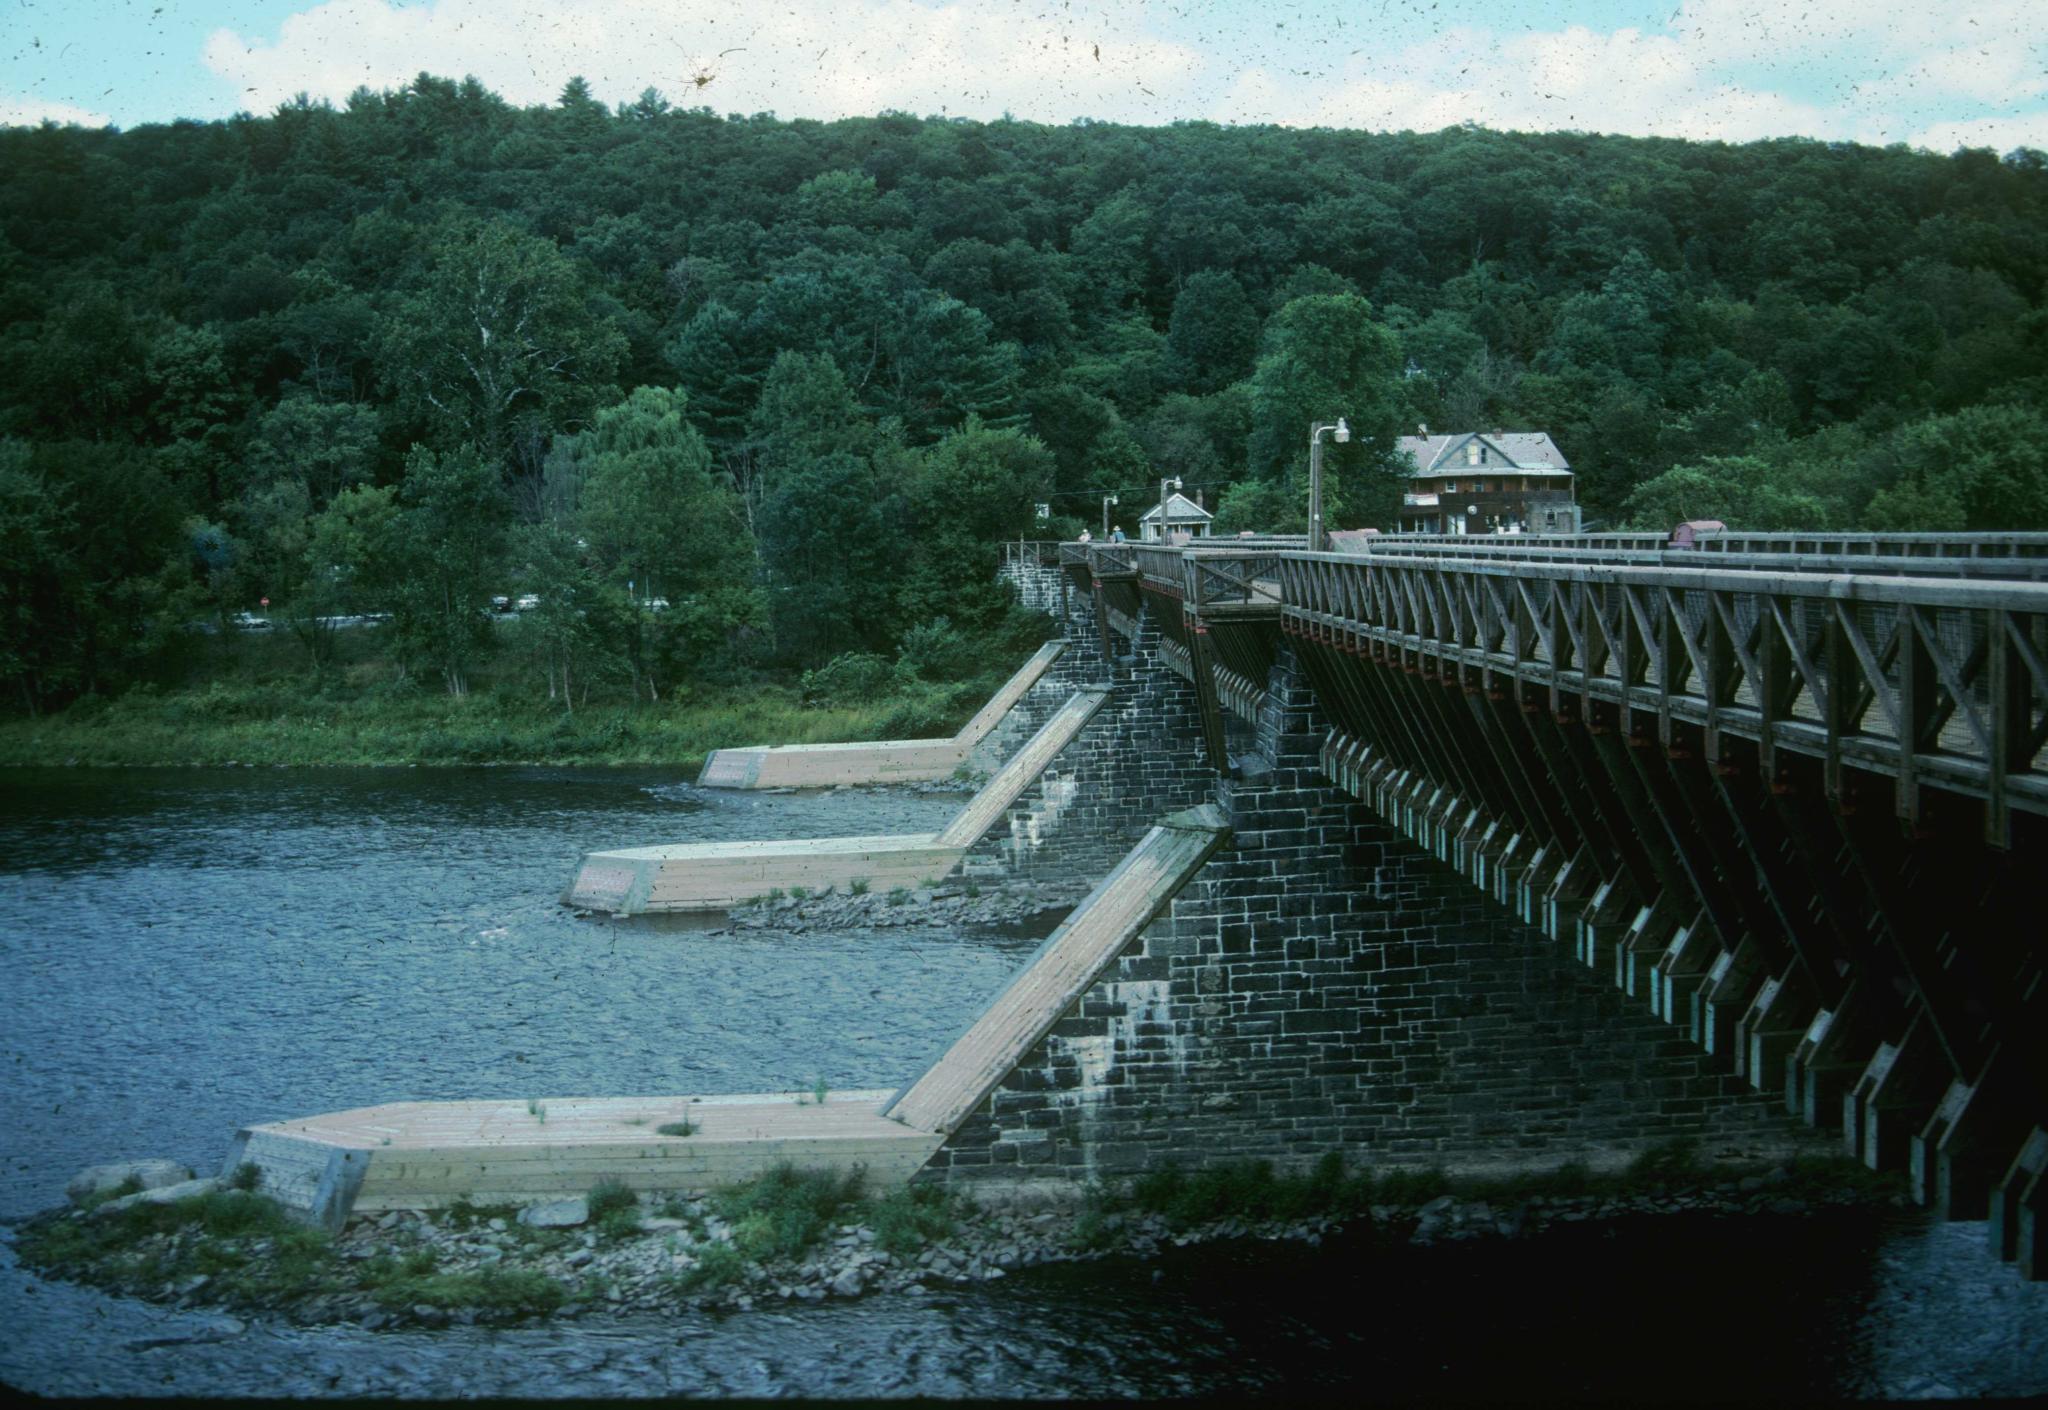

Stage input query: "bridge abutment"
[{"left": 928, "top": 636, "right": 1806, "bottom": 1188}]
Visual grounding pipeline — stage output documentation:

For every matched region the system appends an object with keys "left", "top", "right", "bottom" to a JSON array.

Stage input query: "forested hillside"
[{"left": 2, "top": 76, "right": 2045, "bottom": 719}]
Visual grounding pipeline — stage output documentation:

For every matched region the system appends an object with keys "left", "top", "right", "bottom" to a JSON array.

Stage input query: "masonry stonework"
[
  {"left": 928, "top": 639, "right": 1803, "bottom": 1185},
  {"left": 964, "top": 600, "right": 1215, "bottom": 884}
]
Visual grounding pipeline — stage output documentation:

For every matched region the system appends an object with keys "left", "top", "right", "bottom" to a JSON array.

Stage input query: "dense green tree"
[
  {"left": 1, "top": 86, "right": 2046, "bottom": 716},
  {"left": 379, "top": 217, "right": 626, "bottom": 463},
  {"left": 899, "top": 418, "right": 1055, "bottom": 626},
  {"left": 568, "top": 386, "right": 759, "bottom": 698},
  {"left": 1246, "top": 294, "right": 1408, "bottom": 529},
  {"left": 1167, "top": 271, "right": 1260, "bottom": 394},
  {"left": 392, "top": 444, "right": 509, "bottom": 696}
]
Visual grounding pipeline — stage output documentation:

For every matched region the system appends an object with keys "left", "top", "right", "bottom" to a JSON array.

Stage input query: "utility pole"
[{"left": 1307, "top": 418, "right": 1350, "bottom": 552}]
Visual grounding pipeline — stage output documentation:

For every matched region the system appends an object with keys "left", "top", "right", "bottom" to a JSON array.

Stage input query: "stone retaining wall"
[{"left": 927, "top": 642, "right": 1803, "bottom": 1186}]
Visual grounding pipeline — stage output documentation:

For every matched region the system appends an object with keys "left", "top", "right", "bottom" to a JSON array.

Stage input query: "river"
[{"left": 1, "top": 766, "right": 2043, "bottom": 1399}]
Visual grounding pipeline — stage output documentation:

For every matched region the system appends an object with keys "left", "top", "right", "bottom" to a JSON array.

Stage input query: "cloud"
[
  {"left": 1910, "top": 112, "right": 2048, "bottom": 154},
  {"left": 0, "top": 95, "right": 112, "bottom": 128},
  {"left": 201, "top": 0, "right": 1205, "bottom": 124},
  {"left": 191, "top": 0, "right": 2048, "bottom": 151},
  {"left": 1217, "top": 25, "right": 1844, "bottom": 145}
]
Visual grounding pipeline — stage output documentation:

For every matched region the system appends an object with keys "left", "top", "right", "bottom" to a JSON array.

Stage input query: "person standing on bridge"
[
  {"left": 1077, "top": 528, "right": 1092, "bottom": 543},
  {"left": 1110, "top": 524, "right": 1126, "bottom": 542}
]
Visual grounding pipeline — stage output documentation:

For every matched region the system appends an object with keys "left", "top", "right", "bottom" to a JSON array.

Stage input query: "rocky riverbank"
[
  {"left": 15, "top": 1152, "right": 1909, "bottom": 1334},
  {"left": 573, "top": 873, "right": 1091, "bottom": 933}
]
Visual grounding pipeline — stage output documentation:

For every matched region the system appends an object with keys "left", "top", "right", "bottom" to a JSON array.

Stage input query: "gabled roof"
[
  {"left": 1138, "top": 492, "right": 1214, "bottom": 523},
  {"left": 1395, "top": 431, "right": 1570, "bottom": 478}
]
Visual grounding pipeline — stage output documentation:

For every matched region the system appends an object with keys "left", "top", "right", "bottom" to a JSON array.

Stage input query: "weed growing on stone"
[
  {"left": 765, "top": 888, "right": 785, "bottom": 903},
  {"left": 657, "top": 1119, "right": 698, "bottom": 1137},
  {"left": 849, "top": 877, "right": 871, "bottom": 895},
  {"left": 788, "top": 886, "right": 810, "bottom": 902},
  {"left": 1624, "top": 1137, "right": 1700, "bottom": 1183},
  {"left": 964, "top": 881, "right": 981, "bottom": 898},
  {"left": 888, "top": 886, "right": 910, "bottom": 904},
  {"left": 713, "top": 1163, "right": 865, "bottom": 1264},
  {"left": 1370, "top": 1165, "right": 1452, "bottom": 1205},
  {"left": 673, "top": 1240, "right": 747, "bottom": 1291},
  {"left": 526, "top": 1098, "right": 547, "bottom": 1124},
  {"left": 867, "top": 1183, "right": 970, "bottom": 1257},
  {"left": 812, "top": 1076, "right": 830, "bottom": 1105},
  {"left": 18, "top": 1188, "right": 340, "bottom": 1305},
  {"left": 370, "top": 1265, "right": 564, "bottom": 1316},
  {"left": 587, "top": 1179, "right": 640, "bottom": 1241},
  {"left": 226, "top": 1162, "right": 262, "bottom": 1193}
]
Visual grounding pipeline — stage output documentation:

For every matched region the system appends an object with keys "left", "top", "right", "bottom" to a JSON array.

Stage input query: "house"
[
  {"left": 1395, "top": 427, "right": 1579, "bottom": 535},
  {"left": 1137, "top": 491, "right": 1215, "bottom": 542}
]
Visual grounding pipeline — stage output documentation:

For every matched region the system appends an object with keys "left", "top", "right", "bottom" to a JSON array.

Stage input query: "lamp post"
[
  {"left": 1157, "top": 476, "right": 1182, "bottom": 544},
  {"left": 1102, "top": 493, "right": 1119, "bottom": 538},
  {"left": 1307, "top": 418, "right": 1350, "bottom": 552}
]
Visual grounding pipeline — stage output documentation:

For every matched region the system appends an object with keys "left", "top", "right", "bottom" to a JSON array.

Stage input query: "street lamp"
[
  {"left": 1308, "top": 418, "right": 1350, "bottom": 552},
  {"left": 1102, "top": 493, "right": 1119, "bottom": 538},
  {"left": 1157, "top": 476, "right": 1182, "bottom": 543}
]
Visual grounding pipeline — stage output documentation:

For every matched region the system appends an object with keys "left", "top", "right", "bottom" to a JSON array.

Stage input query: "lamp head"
[{"left": 1334, "top": 418, "right": 1351, "bottom": 443}]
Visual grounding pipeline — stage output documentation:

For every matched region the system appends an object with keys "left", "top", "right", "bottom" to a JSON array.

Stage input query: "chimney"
[
  {"left": 1417, "top": 422, "right": 1428, "bottom": 435},
  {"left": 1196, "top": 487, "right": 1204, "bottom": 510}
]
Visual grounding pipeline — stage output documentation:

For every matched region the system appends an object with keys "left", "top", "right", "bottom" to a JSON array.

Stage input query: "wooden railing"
[
  {"left": 1351, "top": 538, "right": 2048, "bottom": 581},
  {"left": 1272, "top": 549, "right": 2048, "bottom": 828},
  {"left": 1372, "top": 531, "right": 2048, "bottom": 559}
]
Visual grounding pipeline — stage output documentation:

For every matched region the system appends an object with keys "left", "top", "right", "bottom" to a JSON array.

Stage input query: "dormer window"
[{"left": 1465, "top": 442, "right": 1481, "bottom": 466}]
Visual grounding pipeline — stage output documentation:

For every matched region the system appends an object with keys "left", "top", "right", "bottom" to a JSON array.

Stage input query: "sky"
[{"left": 1, "top": 0, "right": 2043, "bottom": 152}]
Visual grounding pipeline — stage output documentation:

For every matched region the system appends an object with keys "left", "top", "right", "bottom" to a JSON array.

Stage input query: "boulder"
[
  {"left": 67, "top": 1159, "right": 194, "bottom": 1205},
  {"left": 518, "top": 1197, "right": 590, "bottom": 1228},
  {"left": 92, "top": 1176, "right": 221, "bottom": 1216}
]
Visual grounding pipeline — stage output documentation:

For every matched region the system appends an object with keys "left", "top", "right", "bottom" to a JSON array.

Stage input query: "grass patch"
[
  {"left": 887, "top": 886, "right": 910, "bottom": 905},
  {"left": 657, "top": 1119, "right": 698, "bottom": 1138},
  {"left": 17, "top": 1189, "right": 341, "bottom": 1304},
  {"left": 673, "top": 1240, "right": 748, "bottom": 1292},
  {"left": 712, "top": 1163, "right": 865, "bottom": 1264},
  {"left": 0, "top": 654, "right": 969, "bottom": 770},
  {"left": 366, "top": 1265, "right": 564, "bottom": 1316},
  {"left": 849, "top": 878, "right": 871, "bottom": 896},
  {"left": 588, "top": 1179, "right": 640, "bottom": 1241},
  {"left": 867, "top": 1183, "right": 970, "bottom": 1258},
  {"left": 788, "top": 886, "right": 810, "bottom": 902}
]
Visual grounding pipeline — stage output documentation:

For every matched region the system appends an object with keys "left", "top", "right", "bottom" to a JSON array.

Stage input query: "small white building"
[{"left": 1137, "top": 492, "right": 1214, "bottom": 542}]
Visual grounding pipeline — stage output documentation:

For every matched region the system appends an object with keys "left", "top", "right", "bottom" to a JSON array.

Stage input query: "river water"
[{"left": 1, "top": 766, "right": 2044, "bottom": 1399}]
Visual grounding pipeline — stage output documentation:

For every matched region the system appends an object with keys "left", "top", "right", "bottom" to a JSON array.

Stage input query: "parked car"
[
  {"left": 490, "top": 595, "right": 513, "bottom": 614},
  {"left": 641, "top": 597, "right": 670, "bottom": 612},
  {"left": 514, "top": 594, "right": 540, "bottom": 611},
  {"left": 229, "top": 611, "right": 272, "bottom": 631}
]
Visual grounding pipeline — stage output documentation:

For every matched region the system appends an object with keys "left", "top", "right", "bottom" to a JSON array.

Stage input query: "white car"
[
  {"left": 229, "top": 611, "right": 272, "bottom": 631},
  {"left": 514, "top": 594, "right": 540, "bottom": 611},
  {"left": 641, "top": 597, "right": 670, "bottom": 612}
]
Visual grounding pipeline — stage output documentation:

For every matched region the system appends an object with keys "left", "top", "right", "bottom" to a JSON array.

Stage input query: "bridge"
[
  {"left": 231, "top": 531, "right": 2047, "bottom": 1284},
  {"left": 1019, "top": 529, "right": 2048, "bottom": 1278}
]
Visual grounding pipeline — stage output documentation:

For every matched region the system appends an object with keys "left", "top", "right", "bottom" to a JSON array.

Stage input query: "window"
[{"left": 1465, "top": 442, "right": 1481, "bottom": 466}]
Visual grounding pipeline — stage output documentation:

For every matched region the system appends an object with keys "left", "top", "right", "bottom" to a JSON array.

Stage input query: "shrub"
[
  {"left": 712, "top": 1164, "right": 865, "bottom": 1263},
  {"left": 868, "top": 1183, "right": 969, "bottom": 1257},
  {"left": 799, "top": 652, "right": 901, "bottom": 707},
  {"left": 896, "top": 618, "right": 979, "bottom": 682}
]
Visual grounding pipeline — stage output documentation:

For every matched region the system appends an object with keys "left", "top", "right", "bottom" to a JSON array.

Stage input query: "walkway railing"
[
  {"left": 1043, "top": 536, "right": 2048, "bottom": 826},
  {"left": 1272, "top": 548, "right": 2048, "bottom": 828}
]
